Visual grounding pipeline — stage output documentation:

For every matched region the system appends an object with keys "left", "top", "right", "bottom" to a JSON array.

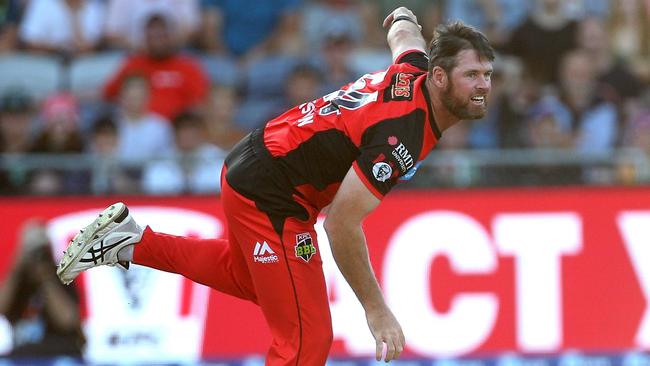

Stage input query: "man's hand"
[
  {"left": 382, "top": 7, "right": 422, "bottom": 30},
  {"left": 325, "top": 167, "right": 406, "bottom": 361},
  {"left": 367, "top": 306, "right": 406, "bottom": 362},
  {"left": 383, "top": 7, "right": 426, "bottom": 62}
]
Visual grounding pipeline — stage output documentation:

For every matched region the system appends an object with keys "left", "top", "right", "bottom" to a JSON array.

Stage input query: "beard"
[{"left": 441, "top": 81, "right": 488, "bottom": 120}]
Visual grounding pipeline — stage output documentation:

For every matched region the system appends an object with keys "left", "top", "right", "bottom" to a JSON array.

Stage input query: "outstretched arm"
[
  {"left": 324, "top": 167, "right": 405, "bottom": 362},
  {"left": 383, "top": 7, "right": 427, "bottom": 62}
]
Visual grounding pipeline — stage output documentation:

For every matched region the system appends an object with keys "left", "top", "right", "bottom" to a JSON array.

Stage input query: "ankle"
[{"left": 117, "top": 244, "right": 134, "bottom": 262}]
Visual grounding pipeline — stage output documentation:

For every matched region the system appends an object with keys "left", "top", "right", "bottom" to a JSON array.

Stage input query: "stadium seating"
[{"left": 0, "top": 53, "right": 63, "bottom": 101}]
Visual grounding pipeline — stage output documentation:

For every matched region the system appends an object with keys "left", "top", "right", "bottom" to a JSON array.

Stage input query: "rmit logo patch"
[{"left": 295, "top": 233, "right": 316, "bottom": 262}]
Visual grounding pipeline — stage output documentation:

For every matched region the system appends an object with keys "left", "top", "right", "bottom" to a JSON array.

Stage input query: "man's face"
[
  {"left": 146, "top": 21, "right": 174, "bottom": 58},
  {"left": 441, "top": 49, "right": 492, "bottom": 120}
]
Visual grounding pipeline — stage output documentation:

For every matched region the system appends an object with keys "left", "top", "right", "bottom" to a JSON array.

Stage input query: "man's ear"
[{"left": 431, "top": 66, "right": 448, "bottom": 89}]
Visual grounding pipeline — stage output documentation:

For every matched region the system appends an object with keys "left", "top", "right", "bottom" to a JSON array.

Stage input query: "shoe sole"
[{"left": 57, "top": 202, "right": 129, "bottom": 284}]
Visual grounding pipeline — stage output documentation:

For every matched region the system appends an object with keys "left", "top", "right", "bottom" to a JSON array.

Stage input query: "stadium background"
[{"left": 0, "top": 0, "right": 649, "bottom": 364}]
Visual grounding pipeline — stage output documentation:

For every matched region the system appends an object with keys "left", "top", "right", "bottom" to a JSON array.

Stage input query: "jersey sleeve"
[
  {"left": 354, "top": 109, "right": 426, "bottom": 199},
  {"left": 394, "top": 50, "right": 428, "bottom": 71}
]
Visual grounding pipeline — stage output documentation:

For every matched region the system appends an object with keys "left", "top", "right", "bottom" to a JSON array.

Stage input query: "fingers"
[
  {"left": 376, "top": 337, "right": 405, "bottom": 363},
  {"left": 385, "top": 339, "right": 396, "bottom": 362},
  {"left": 384, "top": 339, "right": 403, "bottom": 363},
  {"left": 383, "top": 7, "right": 415, "bottom": 29},
  {"left": 375, "top": 339, "right": 383, "bottom": 361},
  {"left": 382, "top": 13, "right": 394, "bottom": 28}
]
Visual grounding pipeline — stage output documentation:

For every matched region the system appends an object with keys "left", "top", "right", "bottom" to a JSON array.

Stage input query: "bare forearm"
[
  {"left": 385, "top": 9, "right": 426, "bottom": 61},
  {"left": 326, "top": 223, "right": 386, "bottom": 312}
]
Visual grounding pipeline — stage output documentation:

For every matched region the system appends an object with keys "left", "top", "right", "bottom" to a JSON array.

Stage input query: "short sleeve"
[
  {"left": 354, "top": 109, "right": 426, "bottom": 199},
  {"left": 395, "top": 50, "right": 428, "bottom": 71}
]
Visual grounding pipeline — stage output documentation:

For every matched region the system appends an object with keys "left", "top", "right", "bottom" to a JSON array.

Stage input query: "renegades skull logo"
[{"left": 295, "top": 233, "right": 316, "bottom": 262}]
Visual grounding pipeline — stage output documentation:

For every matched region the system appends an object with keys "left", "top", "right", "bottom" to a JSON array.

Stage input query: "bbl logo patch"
[{"left": 295, "top": 232, "right": 316, "bottom": 262}]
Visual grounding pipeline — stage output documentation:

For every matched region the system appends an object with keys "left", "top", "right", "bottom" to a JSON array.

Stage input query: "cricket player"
[{"left": 57, "top": 7, "right": 494, "bottom": 365}]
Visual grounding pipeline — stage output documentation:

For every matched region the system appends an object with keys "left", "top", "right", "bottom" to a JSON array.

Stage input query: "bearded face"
[
  {"left": 439, "top": 49, "right": 492, "bottom": 121},
  {"left": 441, "top": 77, "right": 489, "bottom": 120}
]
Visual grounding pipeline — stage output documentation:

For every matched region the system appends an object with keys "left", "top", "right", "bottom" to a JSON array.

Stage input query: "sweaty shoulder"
[{"left": 394, "top": 50, "right": 428, "bottom": 72}]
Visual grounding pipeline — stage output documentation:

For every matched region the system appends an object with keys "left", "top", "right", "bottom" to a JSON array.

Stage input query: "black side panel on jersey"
[
  {"left": 275, "top": 129, "right": 359, "bottom": 190},
  {"left": 356, "top": 109, "right": 426, "bottom": 196},
  {"left": 225, "top": 130, "right": 309, "bottom": 234},
  {"left": 396, "top": 51, "right": 428, "bottom": 71}
]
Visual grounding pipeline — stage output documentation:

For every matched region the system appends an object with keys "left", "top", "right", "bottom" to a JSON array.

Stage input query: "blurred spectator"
[
  {"left": 204, "top": 84, "right": 246, "bottom": 151},
  {"left": 618, "top": 92, "right": 650, "bottom": 183},
  {"left": 284, "top": 63, "right": 323, "bottom": 109},
  {"left": 30, "top": 92, "right": 83, "bottom": 154},
  {"left": 142, "top": 111, "right": 224, "bottom": 194},
  {"left": 502, "top": 0, "right": 578, "bottom": 85},
  {"left": 524, "top": 99, "right": 573, "bottom": 149},
  {"left": 104, "top": 14, "right": 209, "bottom": 121},
  {"left": 114, "top": 75, "right": 174, "bottom": 165},
  {"left": 318, "top": 29, "right": 357, "bottom": 94},
  {"left": 576, "top": 16, "right": 645, "bottom": 106},
  {"left": 88, "top": 115, "right": 139, "bottom": 194},
  {"left": 236, "top": 54, "right": 300, "bottom": 130},
  {"left": 513, "top": 103, "right": 583, "bottom": 185},
  {"left": 249, "top": 62, "right": 324, "bottom": 130},
  {"left": 30, "top": 93, "right": 83, "bottom": 154},
  {"left": 557, "top": 50, "right": 618, "bottom": 153},
  {"left": 19, "top": 0, "right": 106, "bottom": 57},
  {"left": 303, "top": 0, "right": 363, "bottom": 53},
  {"left": 360, "top": 0, "right": 441, "bottom": 47},
  {"left": 199, "top": 0, "right": 302, "bottom": 59},
  {"left": 443, "top": 0, "right": 529, "bottom": 47},
  {"left": 562, "top": 0, "right": 611, "bottom": 20},
  {"left": 437, "top": 123, "right": 471, "bottom": 150},
  {"left": 0, "top": 220, "right": 85, "bottom": 358},
  {"left": 0, "top": 0, "right": 27, "bottom": 52},
  {"left": 104, "top": 0, "right": 200, "bottom": 50},
  {"left": 27, "top": 169, "right": 66, "bottom": 195},
  {"left": 607, "top": 0, "right": 650, "bottom": 82},
  {"left": 0, "top": 89, "right": 34, "bottom": 154},
  {"left": 29, "top": 92, "right": 85, "bottom": 195},
  {"left": 0, "top": 89, "right": 35, "bottom": 194}
]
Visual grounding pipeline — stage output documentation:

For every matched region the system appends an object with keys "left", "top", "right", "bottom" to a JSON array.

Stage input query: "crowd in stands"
[{"left": 0, "top": 0, "right": 649, "bottom": 195}]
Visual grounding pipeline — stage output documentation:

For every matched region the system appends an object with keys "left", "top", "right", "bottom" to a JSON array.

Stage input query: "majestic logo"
[
  {"left": 253, "top": 241, "right": 279, "bottom": 264},
  {"left": 372, "top": 162, "right": 392, "bottom": 182},
  {"left": 295, "top": 233, "right": 316, "bottom": 262}
]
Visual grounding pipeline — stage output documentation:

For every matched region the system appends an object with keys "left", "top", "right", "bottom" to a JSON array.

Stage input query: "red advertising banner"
[{"left": 0, "top": 186, "right": 649, "bottom": 361}]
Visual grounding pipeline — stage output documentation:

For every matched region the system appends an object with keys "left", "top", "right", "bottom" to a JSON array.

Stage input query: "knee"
[{"left": 304, "top": 319, "right": 333, "bottom": 353}]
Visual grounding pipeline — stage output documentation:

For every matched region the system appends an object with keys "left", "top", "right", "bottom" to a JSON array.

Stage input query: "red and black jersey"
[{"left": 225, "top": 50, "right": 441, "bottom": 231}]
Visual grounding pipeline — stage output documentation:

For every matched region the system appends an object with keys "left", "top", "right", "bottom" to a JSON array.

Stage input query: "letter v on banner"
[{"left": 618, "top": 211, "right": 650, "bottom": 348}]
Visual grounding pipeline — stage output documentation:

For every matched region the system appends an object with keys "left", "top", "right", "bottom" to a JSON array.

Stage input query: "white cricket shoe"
[{"left": 57, "top": 202, "right": 143, "bottom": 285}]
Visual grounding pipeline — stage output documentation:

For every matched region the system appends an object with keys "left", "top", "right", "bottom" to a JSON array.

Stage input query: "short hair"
[
  {"left": 173, "top": 110, "right": 204, "bottom": 131},
  {"left": 92, "top": 115, "right": 117, "bottom": 136},
  {"left": 145, "top": 13, "right": 170, "bottom": 30},
  {"left": 427, "top": 21, "right": 495, "bottom": 76}
]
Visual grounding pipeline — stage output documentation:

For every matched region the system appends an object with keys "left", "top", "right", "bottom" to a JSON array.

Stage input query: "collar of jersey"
[{"left": 421, "top": 82, "right": 442, "bottom": 139}]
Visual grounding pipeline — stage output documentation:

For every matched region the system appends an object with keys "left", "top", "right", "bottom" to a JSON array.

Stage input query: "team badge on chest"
[{"left": 295, "top": 232, "right": 316, "bottom": 262}]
